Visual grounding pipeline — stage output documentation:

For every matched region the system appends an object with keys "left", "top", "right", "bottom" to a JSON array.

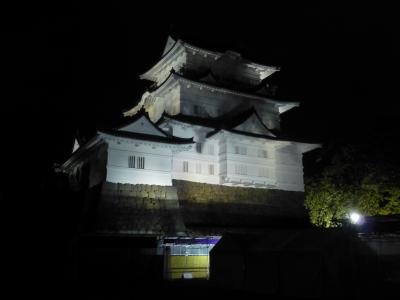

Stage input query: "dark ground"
[{"left": 20, "top": 225, "right": 400, "bottom": 300}]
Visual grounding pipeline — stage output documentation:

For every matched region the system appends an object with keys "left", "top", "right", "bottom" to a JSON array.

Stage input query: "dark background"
[{"left": 2, "top": 3, "right": 397, "bottom": 297}]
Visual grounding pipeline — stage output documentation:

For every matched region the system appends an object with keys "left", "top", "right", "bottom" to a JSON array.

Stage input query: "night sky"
[{"left": 4, "top": 3, "right": 397, "bottom": 180}]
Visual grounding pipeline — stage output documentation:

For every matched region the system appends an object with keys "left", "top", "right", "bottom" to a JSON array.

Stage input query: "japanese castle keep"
[{"left": 58, "top": 36, "right": 320, "bottom": 280}]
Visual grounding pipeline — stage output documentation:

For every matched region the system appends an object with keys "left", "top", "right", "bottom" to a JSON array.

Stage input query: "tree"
[{"left": 304, "top": 143, "right": 400, "bottom": 227}]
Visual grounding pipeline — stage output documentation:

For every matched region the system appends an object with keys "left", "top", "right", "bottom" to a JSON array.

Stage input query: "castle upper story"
[
  {"left": 123, "top": 37, "right": 299, "bottom": 130},
  {"left": 140, "top": 36, "right": 279, "bottom": 90}
]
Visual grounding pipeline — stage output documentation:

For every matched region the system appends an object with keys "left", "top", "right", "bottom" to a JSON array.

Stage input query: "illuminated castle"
[{"left": 58, "top": 36, "right": 319, "bottom": 280}]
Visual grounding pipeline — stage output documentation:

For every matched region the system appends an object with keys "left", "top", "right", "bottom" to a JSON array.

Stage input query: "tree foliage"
[{"left": 304, "top": 143, "right": 400, "bottom": 227}]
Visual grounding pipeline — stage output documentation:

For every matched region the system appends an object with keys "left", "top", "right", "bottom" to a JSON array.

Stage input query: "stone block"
[
  {"left": 166, "top": 189, "right": 178, "bottom": 200},
  {"left": 138, "top": 190, "right": 148, "bottom": 198}
]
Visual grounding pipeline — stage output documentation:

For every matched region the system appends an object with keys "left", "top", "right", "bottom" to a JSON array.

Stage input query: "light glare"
[{"left": 350, "top": 212, "right": 361, "bottom": 224}]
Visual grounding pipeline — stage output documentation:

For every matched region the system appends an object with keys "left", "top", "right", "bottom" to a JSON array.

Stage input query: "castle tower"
[
  {"left": 124, "top": 36, "right": 298, "bottom": 131},
  {"left": 56, "top": 36, "right": 320, "bottom": 281}
]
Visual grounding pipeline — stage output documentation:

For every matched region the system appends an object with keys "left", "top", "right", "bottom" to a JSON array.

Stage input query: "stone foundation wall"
[
  {"left": 173, "top": 180, "right": 306, "bottom": 228},
  {"left": 95, "top": 182, "right": 185, "bottom": 234},
  {"left": 102, "top": 183, "right": 179, "bottom": 208},
  {"left": 92, "top": 180, "right": 306, "bottom": 234},
  {"left": 173, "top": 180, "right": 303, "bottom": 205}
]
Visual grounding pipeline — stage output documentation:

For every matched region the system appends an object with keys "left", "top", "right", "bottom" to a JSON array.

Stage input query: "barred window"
[
  {"left": 235, "top": 164, "right": 247, "bottom": 175},
  {"left": 183, "top": 161, "right": 189, "bottom": 172},
  {"left": 208, "top": 164, "right": 214, "bottom": 175},
  {"left": 128, "top": 156, "right": 135, "bottom": 168},
  {"left": 137, "top": 156, "right": 145, "bottom": 169},
  {"left": 128, "top": 156, "right": 145, "bottom": 169}
]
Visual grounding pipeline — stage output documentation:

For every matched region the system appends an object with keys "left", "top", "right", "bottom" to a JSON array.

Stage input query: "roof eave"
[
  {"left": 297, "top": 143, "right": 322, "bottom": 153},
  {"left": 278, "top": 102, "right": 300, "bottom": 114},
  {"left": 99, "top": 130, "right": 194, "bottom": 145},
  {"left": 122, "top": 73, "right": 179, "bottom": 117},
  {"left": 58, "top": 135, "right": 103, "bottom": 172},
  {"left": 139, "top": 39, "right": 184, "bottom": 82},
  {"left": 173, "top": 73, "right": 299, "bottom": 106}
]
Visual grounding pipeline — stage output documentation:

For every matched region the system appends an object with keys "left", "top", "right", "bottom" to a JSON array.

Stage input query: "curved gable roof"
[{"left": 116, "top": 108, "right": 168, "bottom": 137}]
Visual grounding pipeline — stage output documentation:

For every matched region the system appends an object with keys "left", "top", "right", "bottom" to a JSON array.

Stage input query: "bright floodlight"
[{"left": 350, "top": 212, "right": 361, "bottom": 224}]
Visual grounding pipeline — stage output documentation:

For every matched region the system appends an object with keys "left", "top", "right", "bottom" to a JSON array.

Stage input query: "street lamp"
[{"left": 349, "top": 212, "right": 362, "bottom": 224}]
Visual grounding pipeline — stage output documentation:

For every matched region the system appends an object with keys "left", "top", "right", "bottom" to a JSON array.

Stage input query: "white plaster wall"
[
  {"left": 145, "top": 79, "right": 281, "bottom": 129},
  {"left": 221, "top": 136, "right": 277, "bottom": 188},
  {"left": 171, "top": 140, "right": 220, "bottom": 185},
  {"left": 104, "top": 136, "right": 173, "bottom": 186},
  {"left": 274, "top": 145, "right": 305, "bottom": 191},
  {"left": 106, "top": 166, "right": 172, "bottom": 185},
  {"left": 107, "top": 148, "right": 171, "bottom": 171},
  {"left": 100, "top": 128, "right": 307, "bottom": 191}
]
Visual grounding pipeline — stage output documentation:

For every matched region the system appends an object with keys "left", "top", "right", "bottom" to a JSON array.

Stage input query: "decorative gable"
[
  {"left": 162, "top": 36, "right": 176, "bottom": 56},
  {"left": 233, "top": 113, "right": 276, "bottom": 137},
  {"left": 72, "top": 138, "right": 80, "bottom": 153},
  {"left": 118, "top": 115, "right": 167, "bottom": 137}
]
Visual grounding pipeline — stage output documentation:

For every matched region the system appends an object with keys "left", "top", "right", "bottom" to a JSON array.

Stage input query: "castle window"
[
  {"left": 128, "top": 156, "right": 145, "bottom": 169},
  {"left": 235, "top": 164, "right": 247, "bottom": 175},
  {"left": 128, "top": 156, "right": 135, "bottom": 168},
  {"left": 234, "top": 146, "right": 247, "bottom": 155},
  {"left": 137, "top": 156, "right": 145, "bottom": 169},
  {"left": 208, "top": 164, "right": 214, "bottom": 175},
  {"left": 196, "top": 143, "right": 202, "bottom": 153},
  {"left": 183, "top": 161, "right": 189, "bottom": 172}
]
